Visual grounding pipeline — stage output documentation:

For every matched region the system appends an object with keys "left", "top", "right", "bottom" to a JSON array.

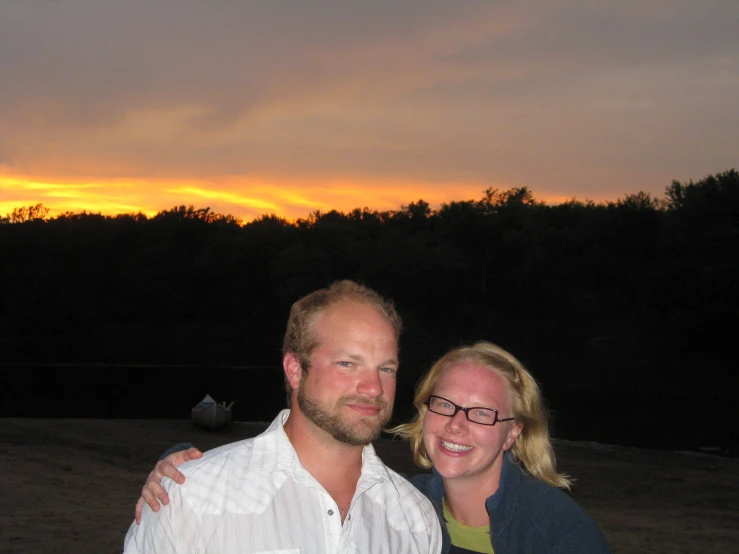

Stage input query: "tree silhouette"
[
  {"left": 0, "top": 170, "right": 735, "bottom": 385},
  {"left": 3, "top": 203, "right": 50, "bottom": 223}
]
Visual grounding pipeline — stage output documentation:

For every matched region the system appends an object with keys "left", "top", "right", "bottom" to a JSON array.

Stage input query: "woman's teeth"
[{"left": 441, "top": 440, "right": 473, "bottom": 452}]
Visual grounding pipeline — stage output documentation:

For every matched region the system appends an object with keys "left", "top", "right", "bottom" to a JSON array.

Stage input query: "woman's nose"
[{"left": 445, "top": 409, "right": 469, "bottom": 433}]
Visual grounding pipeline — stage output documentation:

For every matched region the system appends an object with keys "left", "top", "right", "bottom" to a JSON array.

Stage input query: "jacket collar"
[
  {"left": 428, "top": 451, "right": 523, "bottom": 531},
  {"left": 484, "top": 451, "right": 521, "bottom": 533}
]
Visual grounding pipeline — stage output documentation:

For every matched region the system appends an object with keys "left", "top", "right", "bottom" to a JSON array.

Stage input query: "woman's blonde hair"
[{"left": 392, "top": 341, "right": 571, "bottom": 489}]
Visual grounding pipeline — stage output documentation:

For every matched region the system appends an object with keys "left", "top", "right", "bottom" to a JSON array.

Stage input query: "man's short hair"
[{"left": 282, "top": 280, "right": 402, "bottom": 396}]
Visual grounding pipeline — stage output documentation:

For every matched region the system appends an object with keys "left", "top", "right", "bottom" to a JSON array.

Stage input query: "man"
[{"left": 124, "top": 280, "right": 441, "bottom": 553}]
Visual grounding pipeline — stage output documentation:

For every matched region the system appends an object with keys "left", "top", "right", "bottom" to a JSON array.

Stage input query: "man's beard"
[{"left": 297, "top": 386, "right": 392, "bottom": 446}]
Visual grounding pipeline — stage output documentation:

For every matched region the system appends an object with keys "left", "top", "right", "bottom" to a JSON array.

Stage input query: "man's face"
[{"left": 296, "top": 300, "right": 399, "bottom": 446}]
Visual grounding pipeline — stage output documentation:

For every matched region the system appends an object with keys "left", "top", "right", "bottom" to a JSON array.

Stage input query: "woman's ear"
[{"left": 503, "top": 422, "right": 523, "bottom": 451}]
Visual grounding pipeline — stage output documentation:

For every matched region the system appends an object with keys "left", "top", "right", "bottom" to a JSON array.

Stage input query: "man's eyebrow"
[{"left": 338, "top": 353, "right": 399, "bottom": 367}]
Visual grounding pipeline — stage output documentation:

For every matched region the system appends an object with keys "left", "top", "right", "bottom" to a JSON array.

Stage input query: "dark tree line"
[{"left": 1, "top": 170, "right": 737, "bottom": 397}]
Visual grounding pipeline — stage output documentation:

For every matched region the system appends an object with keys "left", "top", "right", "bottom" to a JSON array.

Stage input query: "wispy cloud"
[{"left": 1, "top": 0, "right": 737, "bottom": 219}]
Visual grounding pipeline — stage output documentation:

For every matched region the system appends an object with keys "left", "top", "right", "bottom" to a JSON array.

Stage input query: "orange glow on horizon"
[{"left": 0, "top": 174, "right": 618, "bottom": 223}]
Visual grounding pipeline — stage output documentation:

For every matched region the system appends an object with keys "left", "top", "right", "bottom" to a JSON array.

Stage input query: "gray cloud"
[{"left": 0, "top": 0, "right": 737, "bottom": 203}]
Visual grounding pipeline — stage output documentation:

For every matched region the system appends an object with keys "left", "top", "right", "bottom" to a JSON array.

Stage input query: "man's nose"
[{"left": 357, "top": 368, "right": 383, "bottom": 398}]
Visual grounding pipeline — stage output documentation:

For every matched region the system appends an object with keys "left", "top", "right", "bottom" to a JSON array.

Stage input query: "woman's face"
[{"left": 422, "top": 360, "right": 522, "bottom": 485}]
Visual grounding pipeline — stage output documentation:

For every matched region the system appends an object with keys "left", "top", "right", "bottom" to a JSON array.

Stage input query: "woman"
[
  {"left": 136, "top": 341, "right": 611, "bottom": 553},
  {"left": 395, "top": 341, "right": 610, "bottom": 553}
]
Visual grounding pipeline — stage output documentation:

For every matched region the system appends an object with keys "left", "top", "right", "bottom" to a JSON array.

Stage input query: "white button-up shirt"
[{"left": 124, "top": 410, "right": 441, "bottom": 553}]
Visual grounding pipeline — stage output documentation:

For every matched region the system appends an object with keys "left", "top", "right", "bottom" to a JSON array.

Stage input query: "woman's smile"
[{"left": 439, "top": 439, "right": 473, "bottom": 453}]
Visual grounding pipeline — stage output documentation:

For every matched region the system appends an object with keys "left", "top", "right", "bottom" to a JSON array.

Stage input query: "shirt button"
[
  {"left": 327, "top": 509, "right": 334, "bottom": 516},
  {"left": 347, "top": 515, "right": 352, "bottom": 521}
]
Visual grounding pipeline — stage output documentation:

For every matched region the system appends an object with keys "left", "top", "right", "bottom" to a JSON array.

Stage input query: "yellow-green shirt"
[{"left": 443, "top": 498, "right": 494, "bottom": 554}]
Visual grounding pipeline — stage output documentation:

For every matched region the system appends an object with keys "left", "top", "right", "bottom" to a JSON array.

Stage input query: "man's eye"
[
  {"left": 338, "top": 361, "right": 352, "bottom": 367},
  {"left": 380, "top": 367, "right": 397, "bottom": 374}
]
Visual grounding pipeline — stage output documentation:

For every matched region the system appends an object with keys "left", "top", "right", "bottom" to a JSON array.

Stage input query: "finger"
[
  {"left": 142, "top": 486, "right": 164, "bottom": 512},
  {"left": 169, "top": 447, "right": 203, "bottom": 466},
  {"left": 146, "top": 480, "right": 171, "bottom": 506},
  {"left": 184, "top": 447, "right": 203, "bottom": 461},
  {"left": 135, "top": 497, "right": 144, "bottom": 525},
  {"left": 160, "top": 462, "right": 186, "bottom": 485}
]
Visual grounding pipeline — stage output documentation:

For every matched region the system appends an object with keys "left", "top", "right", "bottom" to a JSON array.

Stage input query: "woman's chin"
[{"left": 430, "top": 458, "right": 471, "bottom": 480}]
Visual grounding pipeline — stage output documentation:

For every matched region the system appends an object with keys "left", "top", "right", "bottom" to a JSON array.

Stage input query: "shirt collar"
[
  {"left": 250, "top": 409, "right": 389, "bottom": 487},
  {"left": 248, "top": 409, "right": 300, "bottom": 473}
]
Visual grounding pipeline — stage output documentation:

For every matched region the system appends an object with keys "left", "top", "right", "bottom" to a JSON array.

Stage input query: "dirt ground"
[{"left": 1, "top": 418, "right": 737, "bottom": 553}]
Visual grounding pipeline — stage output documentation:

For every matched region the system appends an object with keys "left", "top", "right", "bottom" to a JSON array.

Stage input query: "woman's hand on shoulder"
[{"left": 134, "top": 447, "right": 203, "bottom": 524}]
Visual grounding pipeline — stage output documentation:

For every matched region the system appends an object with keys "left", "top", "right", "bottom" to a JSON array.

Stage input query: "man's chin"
[
  {"left": 298, "top": 391, "right": 390, "bottom": 445},
  {"left": 332, "top": 426, "right": 381, "bottom": 446},
  {"left": 334, "top": 413, "right": 388, "bottom": 445}
]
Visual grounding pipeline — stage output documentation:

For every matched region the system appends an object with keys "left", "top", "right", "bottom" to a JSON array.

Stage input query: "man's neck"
[{"left": 283, "top": 410, "right": 365, "bottom": 521}]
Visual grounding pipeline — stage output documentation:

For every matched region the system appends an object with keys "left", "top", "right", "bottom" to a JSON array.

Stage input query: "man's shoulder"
[
  {"left": 381, "top": 465, "right": 437, "bottom": 514},
  {"left": 163, "top": 437, "right": 258, "bottom": 506},
  {"left": 178, "top": 414, "right": 287, "bottom": 480},
  {"left": 165, "top": 430, "right": 293, "bottom": 516},
  {"left": 383, "top": 465, "right": 420, "bottom": 491},
  {"left": 179, "top": 436, "right": 257, "bottom": 477}
]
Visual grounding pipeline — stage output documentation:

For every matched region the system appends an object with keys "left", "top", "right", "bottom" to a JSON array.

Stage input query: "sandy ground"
[{"left": 1, "top": 418, "right": 737, "bottom": 553}]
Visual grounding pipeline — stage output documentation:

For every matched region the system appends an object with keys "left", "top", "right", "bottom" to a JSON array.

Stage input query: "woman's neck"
[{"left": 443, "top": 473, "right": 501, "bottom": 527}]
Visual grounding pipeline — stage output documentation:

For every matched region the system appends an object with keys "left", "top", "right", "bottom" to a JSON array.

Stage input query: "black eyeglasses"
[{"left": 424, "top": 395, "right": 515, "bottom": 426}]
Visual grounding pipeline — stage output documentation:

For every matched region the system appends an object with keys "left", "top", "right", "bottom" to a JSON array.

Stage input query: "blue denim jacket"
[{"left": 410, "top": 453, "right": 612, "bottom": 554}]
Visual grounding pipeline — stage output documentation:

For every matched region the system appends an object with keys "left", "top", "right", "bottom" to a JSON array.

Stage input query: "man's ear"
[{"left": 283, "top": 352, "right": 303, "bottom": 391}]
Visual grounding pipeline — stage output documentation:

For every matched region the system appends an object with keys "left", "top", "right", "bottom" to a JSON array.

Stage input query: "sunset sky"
[{"left": 1, "top": 1, "right": 737, "bottom": 221}]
